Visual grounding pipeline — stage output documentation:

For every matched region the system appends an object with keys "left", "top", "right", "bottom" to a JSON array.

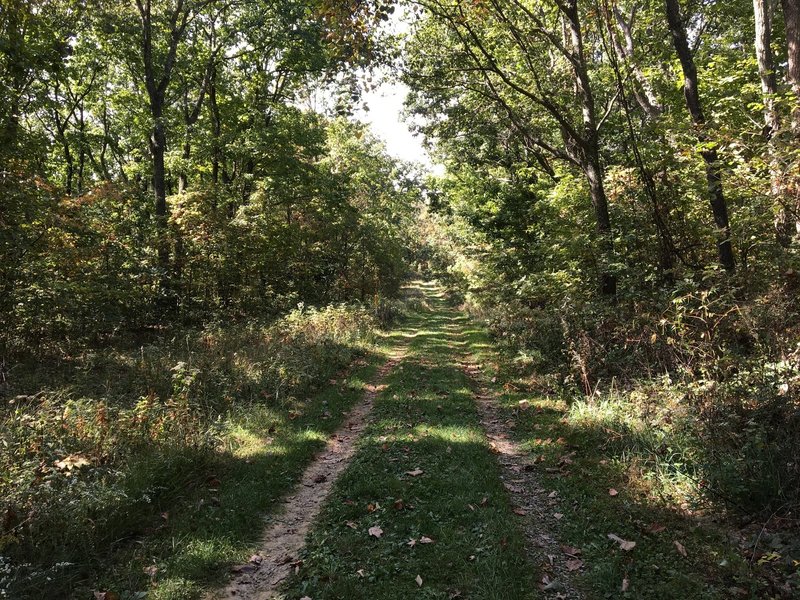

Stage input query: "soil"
[
  {"left": 462, "top": 358, "right": 585, "bottom": 600},
  {"left": 209, "top": 352, "right": 405, "bottom": 600}
]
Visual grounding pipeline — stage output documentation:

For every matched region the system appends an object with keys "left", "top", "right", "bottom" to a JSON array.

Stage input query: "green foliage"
[
  {"left": 404, "top": 0, "right": 800, "bottom": 521},
  {"left": 0, "top": 302, "right": 381, "bottom": 597}
]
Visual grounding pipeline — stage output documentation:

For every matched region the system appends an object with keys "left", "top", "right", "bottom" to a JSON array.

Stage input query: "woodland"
[{"left": 1, "top": 0, "right": 799, "bottom": 598}]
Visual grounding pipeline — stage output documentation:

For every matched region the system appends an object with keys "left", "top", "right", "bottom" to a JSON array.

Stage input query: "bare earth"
[
  {"left": 462, "top": 358, "right": 584, "bottom": 600},
  {"left": 209, "top": 352, "right": 405, "bottom": 600}
]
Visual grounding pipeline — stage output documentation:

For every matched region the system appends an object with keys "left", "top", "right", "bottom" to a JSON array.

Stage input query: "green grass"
[
  {"left": 0, "top": 304, "right": 387, "bottom": 599},
  {"left": 280, "top": 282, "right": 537, "bottom": 599},
  {"left": 462, "top": 322, "right": 774, "bottom": 599}
]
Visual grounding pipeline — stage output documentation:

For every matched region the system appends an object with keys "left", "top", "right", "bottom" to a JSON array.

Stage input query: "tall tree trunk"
[
  {"left": 780, "top": 0, "right": 800, "bottom": 243},
  {"left": 209, "top": 69, "right": 222, "bottom": 188},
  {"left": 754, "top": 0, "right": 780, "bottom": 136},
  {"left": 563, "top": 0, "right": 617, "bottom": 296},
  {"left": 611, "top": 6, "right": 663, "bottom": 119},
  {"left": 149, "top": 104, "right": 170, "bottom": 273},
  {"left": 665, "top": 0, "right": 735, "bottom": 272},
  {"left": 77, "top": 104, "right": 86, "bottom": 194},
  {"left": 782, "top": 0, "right": 800, "bottom": 133},
  {"left": 755, "top": 0, "right": 792, "bottom": 245}
]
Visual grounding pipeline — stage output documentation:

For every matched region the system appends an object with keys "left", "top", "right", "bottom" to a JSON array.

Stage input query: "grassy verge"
[
  {"left": 463, "top": 323, "right": 789, "bottom": 598},
  {"left": 280, "top": 282, "right": 536, "bottom": 600},
  {"left": 0, "top": 304, "right": 391, "bottom": 599}
]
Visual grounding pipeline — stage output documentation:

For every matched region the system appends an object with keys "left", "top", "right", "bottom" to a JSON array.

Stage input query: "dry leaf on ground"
[
  {"left": 608, "top": 533, "right": 636, "bottom": 551},
  {"left": 566, "top": 559, "right": 583, "bottom": 571},
  {"left": 368, "top": 526, "right": 383, "bottom": 538}
]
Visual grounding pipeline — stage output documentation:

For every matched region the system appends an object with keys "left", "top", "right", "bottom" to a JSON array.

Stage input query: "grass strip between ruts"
[{"left": 280, "top": 282, "right": 537, "bottom": 600}]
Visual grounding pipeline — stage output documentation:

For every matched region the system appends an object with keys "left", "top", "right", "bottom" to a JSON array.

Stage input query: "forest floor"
[{"left": 209, "top": 281, "right": 766, "bottom": 600}]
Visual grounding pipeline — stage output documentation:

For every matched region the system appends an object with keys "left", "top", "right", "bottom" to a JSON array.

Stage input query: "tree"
[
  {"left": 665, "top": 0, "right": 735, "bottom": 272},
  {"left": 408, "top": 0, "right": 618, "bottom": 296}
]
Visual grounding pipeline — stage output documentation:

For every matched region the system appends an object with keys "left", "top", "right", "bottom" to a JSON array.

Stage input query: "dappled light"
[{"left": 2, "top": 0, "right": 799, "bottom": 598}]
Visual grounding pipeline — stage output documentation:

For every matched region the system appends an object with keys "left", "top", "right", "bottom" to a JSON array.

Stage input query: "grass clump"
[{"left": 0, "top": 303, "right": 383, "bottom": 599}]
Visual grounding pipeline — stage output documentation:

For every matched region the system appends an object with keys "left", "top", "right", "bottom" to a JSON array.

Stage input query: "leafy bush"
[{"left": 0, "top": 302, "right": 378, "bottom": 597}]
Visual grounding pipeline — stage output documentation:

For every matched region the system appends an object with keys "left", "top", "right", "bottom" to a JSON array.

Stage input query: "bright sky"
[
  {"left": 353, "top": 9, "right": 444, "bottom": 175},
  {"left": 355, "top": 78, "right": 444, "bottom": 174}
]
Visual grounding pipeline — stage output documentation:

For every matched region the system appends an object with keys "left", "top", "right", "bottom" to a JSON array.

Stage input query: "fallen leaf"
[
  {"left": 55, "top": 453, "right": 90, "bottom": 471},
  {"left": 368, "top": 526, "right": 383, "bottom": 538},
  {"left": 553, "top": 513, "right": 564, "bottom": 520},
  {"left": 674, "top": 540, "right": 687, "bottom": 557},
  {"left": 407, "top": 538, "right": 417, "bottom": 547},
  {"left": 300, "top": 597, "right": 312, "bottom": 600},
  {"left": 645, "top": 523, "right": 666, "bottom": 534},
  {"left": 513, "top": 507, "right": 527, "bottom": 516},
  {"left": 419, "top": 536, "right": 434, "bottom": 544},
  {"left": 518, "top": 400, "right": 530, "bottom": 410},
  {"left": 565, "top": 559, "right": 583, "bottom": 571},
  {"left": 346, "top": 521, "right": 357, "bottom": 529},
  {"left": 608, "top": 533, "right": 636, "bottom": 551},
  {"left": 608, "top": 488, "right": 618, "bottom": 497},
  {"left": 406, "top": 468, "right": 424, "bottom": 477},
  {"left": 356, "top": 569, "right": 365, "bottom": 578},
  {"left": 561, "top": 545, "right": 581, "bottom": 556},
  {"left": 621, "top": 577, "right": 630, "bottom": 592},
  {"left": 393, "top": 499, "right": 405, "bottom": 511},
  {"left": 416, "top": 574, "right": 423, "bottom": 586}
]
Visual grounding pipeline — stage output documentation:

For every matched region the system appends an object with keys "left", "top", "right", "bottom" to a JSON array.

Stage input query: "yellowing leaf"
[{"left": 55, "top": 453, "right": 91, "bottom": 471}]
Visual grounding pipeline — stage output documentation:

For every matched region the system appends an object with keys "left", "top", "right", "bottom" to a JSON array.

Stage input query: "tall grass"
[{"left": 0, "top": 303, "right": 378, "bottom": 597}]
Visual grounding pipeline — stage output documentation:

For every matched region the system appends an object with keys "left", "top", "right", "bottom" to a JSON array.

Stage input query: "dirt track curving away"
[{"left": 209, "top": 352, "right": 405, "bottom": 600}]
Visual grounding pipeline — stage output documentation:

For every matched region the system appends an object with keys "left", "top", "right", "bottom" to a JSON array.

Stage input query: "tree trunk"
[
  {"left": 150, "top": 104, "right": 170, "bottom": 273},
  {"left": 665, "top": 0, "right": 735, "bottom": 272},
  {"left": 563, "top": 0, "right": 617, "bottom": 296},
  {"left": 611, "top": 6, "right": 663, "bottom": 119},
  {"left": 780, "top": 0, "right": 800, "bottom": 243},
  {"left": 209, "top": 69, "right": 222, "bottom": 187},
  {"left": 754, "top": 0, "right": 792, "bottom": 245},
  {"left": 754, "top": 0, "right": 780, "bottom": 136},
  {"left": 178, "top": 138, "right": 190, "bottom": 193},
  {"left": 782, "top": 0, "right": 800, "bottom": 133}
]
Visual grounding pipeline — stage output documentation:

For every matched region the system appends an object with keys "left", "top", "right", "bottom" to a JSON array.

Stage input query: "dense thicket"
[
  {"left": 405, "top": 0, "right": 800, "bottom": 516},
  {"left": 1, "top": 0, "right": 412, "bottom": 358}
]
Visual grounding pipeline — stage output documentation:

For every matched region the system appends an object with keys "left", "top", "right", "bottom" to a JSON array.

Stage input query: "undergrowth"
[{"left": 0, "top": 301, "right": 396, "bottom": 598}]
